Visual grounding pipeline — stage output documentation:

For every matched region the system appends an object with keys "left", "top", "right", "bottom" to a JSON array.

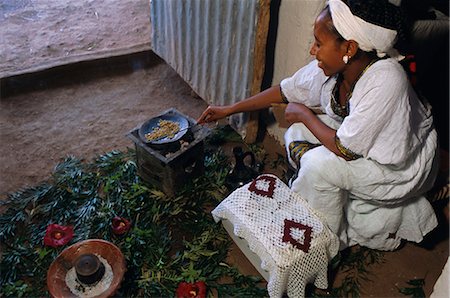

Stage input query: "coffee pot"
[{"left": 225, "top": 146, "right": 259, "bottom": 190}]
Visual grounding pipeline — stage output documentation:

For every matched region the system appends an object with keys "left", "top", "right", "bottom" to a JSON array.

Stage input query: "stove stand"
[{"left": 127, "top": 108, "right": 210, "bottom": 195}]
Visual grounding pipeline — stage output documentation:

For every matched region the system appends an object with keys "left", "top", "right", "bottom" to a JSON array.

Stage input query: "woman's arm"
[
  {"left": 197, "top": 85, "right": 285, "bottom": 123},
  {"left": 285, "top": 102, "right": 351, "bottom": 160}
]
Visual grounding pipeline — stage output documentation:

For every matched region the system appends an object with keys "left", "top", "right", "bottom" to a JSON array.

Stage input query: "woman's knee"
[
  {"left": 301, "top": 147, "right": 333, "bottom": 169},
  {"left": 299, "top": 146, "right": 346, "bottom": 183}
]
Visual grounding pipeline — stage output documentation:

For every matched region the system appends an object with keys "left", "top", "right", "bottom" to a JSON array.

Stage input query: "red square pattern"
[
  {"left": 248, "top": 175, "right": 276, "bottom": 198},
  {"left": 282, "top": 219, "right": 312, "bottom": 253}
]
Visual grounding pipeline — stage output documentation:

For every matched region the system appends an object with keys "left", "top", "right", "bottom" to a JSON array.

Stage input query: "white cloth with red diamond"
[{"left": 212, "top": 174, "right": 339, "bottom": 298}]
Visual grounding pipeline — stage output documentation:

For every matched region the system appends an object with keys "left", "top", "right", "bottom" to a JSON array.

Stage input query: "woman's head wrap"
[{"left": 328, "top": 0, "right": 400, "bottom": 57}]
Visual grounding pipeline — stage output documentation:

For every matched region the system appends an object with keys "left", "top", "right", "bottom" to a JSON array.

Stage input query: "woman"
[{"left": 197, "top": 0, "right": 438, "bottom": 251}]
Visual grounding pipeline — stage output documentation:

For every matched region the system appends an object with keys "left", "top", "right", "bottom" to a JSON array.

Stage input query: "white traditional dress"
[{"left": 280, "top": 58, "right": 438, "bottom": 251}]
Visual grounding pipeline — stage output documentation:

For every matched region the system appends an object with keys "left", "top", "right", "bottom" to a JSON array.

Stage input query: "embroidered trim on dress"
[
  {"left": 330, "top": 59, "right": 380, "bottom": 118},
  {"left": 331, "top": 76, "right": 350, "bottom": 118},
  {"left": 335, "top": 136, "right": 362, "bottom": 160},
  {"left": 280, "top": 85, "right": 289, "bottom": 103},
  {"left": 289, "top": 141, "right": 320, "bottom": 166}
]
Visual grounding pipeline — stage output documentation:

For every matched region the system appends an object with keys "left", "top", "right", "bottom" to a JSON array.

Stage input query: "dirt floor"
[
  {"left": 0, "top": 1, "right": 448, "bottom": 297},
  {"left": 0, "top": 0, "right": 151, "bottom": 78}
]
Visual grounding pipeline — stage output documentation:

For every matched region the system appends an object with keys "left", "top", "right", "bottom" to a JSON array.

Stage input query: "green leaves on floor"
[{"left": 0, "top": 147, "right": 266, "bottom": 297}]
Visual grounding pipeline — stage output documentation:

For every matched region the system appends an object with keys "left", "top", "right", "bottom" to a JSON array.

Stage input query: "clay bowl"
[{"left": 47, "top": 239, "right": 126, "bottom": 298}]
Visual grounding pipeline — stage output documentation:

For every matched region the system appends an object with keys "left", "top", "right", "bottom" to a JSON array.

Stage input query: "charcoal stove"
[{"left": 127, "top": 108, "right": 210, "bottom": 195}]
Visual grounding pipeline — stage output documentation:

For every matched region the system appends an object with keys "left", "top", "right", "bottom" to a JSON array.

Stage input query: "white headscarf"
[{"left": 328, "top": 0, "right": 398, "bottom": 57}]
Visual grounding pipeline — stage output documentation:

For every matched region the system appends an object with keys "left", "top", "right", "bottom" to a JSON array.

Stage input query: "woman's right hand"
[
  {"left": 197, "top": 105, "right": 232, "bottom": 124},
  {"left": 197, "top": 85, "right": 284, "bottom": 124}
]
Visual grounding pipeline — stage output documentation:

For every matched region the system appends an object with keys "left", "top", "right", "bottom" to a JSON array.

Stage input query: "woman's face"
[{"left": 310, "top": 13, "right": 346, "bottom": 76}]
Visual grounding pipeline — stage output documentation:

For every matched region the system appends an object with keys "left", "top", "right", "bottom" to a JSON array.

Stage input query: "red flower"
[
  {"left": 176, "top": 281, "right": 207, "bottom": 298},
  {"left": 111, "top": 216, "right": 131, "bottom": 235},
  {"left": 43, "top": 224, "right": 74, "bottom": 247},
  {"left": 409, "top": 61, "right": 417, "bottom": 73}
]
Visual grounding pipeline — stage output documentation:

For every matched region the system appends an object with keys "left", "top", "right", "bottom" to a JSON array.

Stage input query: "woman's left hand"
[{"left": 284, "top": 103, "right": 314, "bottom": 125}]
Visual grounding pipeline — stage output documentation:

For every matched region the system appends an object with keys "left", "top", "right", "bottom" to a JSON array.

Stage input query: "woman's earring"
[{"left": 343, "top": 55, "right": 350, "bottom": 64}]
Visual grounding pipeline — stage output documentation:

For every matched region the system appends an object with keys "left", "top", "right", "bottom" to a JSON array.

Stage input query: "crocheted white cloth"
[{"left": 212, "top": 174, "right": 339, "bottom": 298}]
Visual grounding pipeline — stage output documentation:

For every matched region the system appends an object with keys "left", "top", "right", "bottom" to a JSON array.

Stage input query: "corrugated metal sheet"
[{"left": 150, "top": 0, "right": 261, "bottom": 107}]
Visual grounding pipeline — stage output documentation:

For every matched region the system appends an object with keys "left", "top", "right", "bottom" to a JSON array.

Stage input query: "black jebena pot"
[{"left": 225, "top": 146, "right": 259, "bottom": 190}]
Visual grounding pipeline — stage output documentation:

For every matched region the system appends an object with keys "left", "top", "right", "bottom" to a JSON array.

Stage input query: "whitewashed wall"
[
  {"left": 272, "top": 0, "right": 326, "bottom": 85},
  {"left": 268, "top": 0, "right": 327, "bottom": 146}
]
